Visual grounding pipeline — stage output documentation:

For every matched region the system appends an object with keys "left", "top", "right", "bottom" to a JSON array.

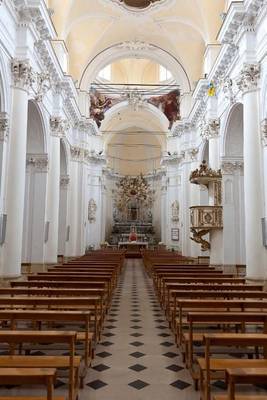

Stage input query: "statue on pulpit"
[{"left": 129, "top": 226, "right": 138, "bottom": 242}]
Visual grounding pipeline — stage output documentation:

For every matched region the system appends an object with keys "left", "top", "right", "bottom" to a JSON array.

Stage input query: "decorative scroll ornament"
[
  {"left": 88, "top": 199, "right": 97, "bottom": 223},
  {"left": 118, "top": 40, "right": 156, "bottom": 52},
  {"left": 32, "top": 72, "right": 52, "bottom": 102},
  {"left": 50, "top": 116, "right": 69, "bottom": 137},
  {"left": 200, "top": 118, "right": 220, "bottom": 140},
  {"left": 70, "top": 146, "right": 84, "bottom": 162},
  {"left": 123, "top": 89, "right": 147, "bottom": 111},
  {"left": 221, "top": 161, "right": 244, "bottom": 174},
  {"left": 190, "top": 160, "right": 222, "bottom": 185},
  {"left": 188, "top": 148, "right": 199, "bottom": 161},
  {"left": 190, "top": 228, "right": 210, "bottom": 251},
  {"left": 26, "top": 153, "right": 49, "bottom": 172},
  {"left": 0, "top": 112, "right": 9, "bottom": 142},
  {"left": 221, "top": 77, "right": 235, "bottom": 104},
  {"left": 11, "top": 59, "right": 35, "bottom": 89},
  {"left": 60, "top": 175, "right": 70, "bottom": 189},
  {"left": 261, "top": 119, "right": 267, "bottom": 147},
  {"left": 236, "top": 63, "right": 260, "bottom": 93},
  {"left": 171, "top": 200, "right": 179, "bottom": 222}
]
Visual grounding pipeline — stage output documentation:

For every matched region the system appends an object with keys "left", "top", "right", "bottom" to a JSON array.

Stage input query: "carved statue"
[
  {"left": 190, "top": 228, "right": 210, "bottom": 252},
  {"left": 88, "top": 199, "right": 97, "bottom": 223},
  {"left": 171, "top": 200, "right": 179, "bottom": 222}
]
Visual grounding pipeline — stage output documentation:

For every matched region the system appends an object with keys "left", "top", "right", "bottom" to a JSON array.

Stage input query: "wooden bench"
[
  {"left": 198, "top": 333, "right": 267, "bottom": 400},
  {"left": 214, "top": 367, "right": 267, "bottom": 400},
  {"left": 172, "top": 296, "right": 267, "bottom": 334},
  {"left": 0, "top": 367, "right": 65, "bottom": 400},
  {"left": 185, "top": 312, "right": 267, "bottom": 370},
  {"left": 0, "top": 309, "right": 93, "bottom": 366},
  {"left": 0, "top": 331, "right": 80, "bottom": 400},
  {"left": 0, "top": 296, "right": 102, "bottom": 341}
]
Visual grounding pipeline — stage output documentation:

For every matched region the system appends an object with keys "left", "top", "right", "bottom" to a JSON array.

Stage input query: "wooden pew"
[
  {"left": 0, "top": 296, "right": 102, "bottom": 341},
  {"left": 214, "top": 367, "right": 267, "bottom": 400},
  {"left": 0, "top": 331, "right": 80, "bottom": 400},
  {"left": 198, "top": 333, "right": 267, "bottom": 400},
  {"left": 0, "top": 309, "right": 93, "bottom": 366},
  {"left": 185, "top": 312, "right": 267, "bottom": 370},
  {"left": 171, "top": 296, "right": 267, "bottom": 335},
  {"left": 163, "top": 284, "right": 264, "bottom": 316},
  {"left": 0, "top": 367, "right": 64, "bottom": 400}
]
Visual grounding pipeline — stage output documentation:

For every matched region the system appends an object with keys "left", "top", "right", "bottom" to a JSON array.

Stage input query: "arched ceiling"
[{"left": 48, "top": 0, "right": 226, "bottom": 87}]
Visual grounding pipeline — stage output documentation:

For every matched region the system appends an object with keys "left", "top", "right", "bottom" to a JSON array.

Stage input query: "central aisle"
[{"left": 83, "top": 259, "right": 198, "bottom": 400}]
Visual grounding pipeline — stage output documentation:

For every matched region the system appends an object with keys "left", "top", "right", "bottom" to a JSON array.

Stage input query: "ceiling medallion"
[{"left": 101, "top": 0, "right": 175, "bottom": 14}]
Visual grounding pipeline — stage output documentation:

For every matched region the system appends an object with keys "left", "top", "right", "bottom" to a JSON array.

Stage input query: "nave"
[{"left": 1, "top": 250, "right": 267, "bottom": 400}]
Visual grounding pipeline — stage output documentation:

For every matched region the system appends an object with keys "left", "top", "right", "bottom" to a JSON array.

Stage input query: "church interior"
[{"left": 0, "top": 0, "right": 267, "bottom": 399}]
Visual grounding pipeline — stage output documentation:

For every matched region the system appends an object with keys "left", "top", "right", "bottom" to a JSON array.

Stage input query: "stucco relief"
[{"left": 88, "top": 199, "right": 97, "bottom": 223}]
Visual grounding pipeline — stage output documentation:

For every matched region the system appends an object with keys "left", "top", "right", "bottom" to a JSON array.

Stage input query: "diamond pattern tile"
[
  {"left": 163, "top": 352, "right": 178, "bottom": 358},
  {"left": 128, "top": 380, "right": 149, "bottom": 390},
  {"left": 130, "top": 351, "right": 145, "bottom": 358},
  {"left": 96, "top": 351, "right": 112, "bottom": 358},
  {"left": 166, "top": 364, "right": 184, "bottom": 372},
  {"left": 92, "top": 364, "right": 110, "bottom": 372},
  {"left": 130, "top": 333, "right": 143, "bottom": 337},
  {"left": 128, "top": 364, "right": 147, "bottom": 372},
  {"left": 160, "top": 341, "right": 174, "bottom": 347},
  {"left": 87, "top": 380, "right": 108, "bottom": 390},
  {"left": 170, "top": 380, "right": 191, "bottom": 390},
  {"left": 130, "top": 341, "right": 144, "bottom": 347},
  {"left": 100, "top": 341, "right": 114, "bottom": 347}
]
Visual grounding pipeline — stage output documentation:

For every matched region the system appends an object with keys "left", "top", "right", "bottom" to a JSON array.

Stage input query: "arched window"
[
  {"left": 159, "top": 65, "right": 172, "bottom": 81},
  {"left": 98, "top": 64, "right": 111, "bottom": 80}
]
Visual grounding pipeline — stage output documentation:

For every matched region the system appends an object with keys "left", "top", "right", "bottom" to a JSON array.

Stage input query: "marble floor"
[{"left": 1, "top": 259, "right": 266, "bottom": 399}]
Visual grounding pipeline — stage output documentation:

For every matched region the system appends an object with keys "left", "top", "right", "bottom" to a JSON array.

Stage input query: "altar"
[{"left": 118, "top": 241, "right": 148, "bottom": 250}]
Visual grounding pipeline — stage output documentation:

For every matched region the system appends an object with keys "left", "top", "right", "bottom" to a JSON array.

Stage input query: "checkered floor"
[
  {"left": 81, "top": 258, "right": 197, "bottom": 400},
  {"left": 2, "top": 259, "right": 266, "bottom": 399}
]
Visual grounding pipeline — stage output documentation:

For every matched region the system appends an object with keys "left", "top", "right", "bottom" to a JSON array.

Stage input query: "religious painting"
[{"left": 171, "top": 228, "right": 179, "bottom": 241}]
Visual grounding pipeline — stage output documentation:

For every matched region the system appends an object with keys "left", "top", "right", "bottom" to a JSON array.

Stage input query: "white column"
[
  {"left": 1, "top": 61, "right": 32, "bottom": 277},
  {"left": 75, "top": 161, "right": 86, "bottom": 256},
  {"left": 237, "top": 64, "right": 267, "bottom": 278},
  {"left": 189, "top": 157, "right": 201, "bottom": 257},
  {"left": 44, "top": 135, "right": 60, "bottom": 263},
  {"left": 160, "top": 182, "right": 167, "bottom": 244},
  {"left": 208, "top": 133, "right": 223, "bottom": 266},
  {"left": 58, "top": 175, "right": 70, "bottom": 256},
  {"left": 65, "top": 155, "right": 79, "bottom": 257},
  {"left": 261, "top": 120, "right": 267, "bottom": 218},
  {"left": 181, "top": 162, "right": 191, "bottom": 256}
]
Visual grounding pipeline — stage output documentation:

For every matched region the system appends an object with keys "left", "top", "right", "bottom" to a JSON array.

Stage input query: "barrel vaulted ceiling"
[{"left": 47, "top": 0, "right": 227, "bottom": 87}]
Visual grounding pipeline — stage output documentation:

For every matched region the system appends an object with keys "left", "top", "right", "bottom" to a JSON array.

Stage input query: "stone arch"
[
  {"left": 221, "top": 102, "right": 245, "bottom": 266},
  {"left": 22, "top": 101, "right": 48, "bottom": 265},
  {"left": 79, "top": 43, "right": 191, "bottom": 93}
]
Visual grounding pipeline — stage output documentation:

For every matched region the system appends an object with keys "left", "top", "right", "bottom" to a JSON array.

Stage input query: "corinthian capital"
[
  {"left": 236, "top": 63, "right": 260, "bottom": 93},
  {"left": 261, "top": 119, "right": 267, "bottom": 147},
  {"left": 11, "top": 59, "right": 34, "bottom": 89},
  {"left": 200, "top": 118, "right": 220, "bottom": 140},
  {"left": 0, "top": 112, "right": 9, "bottom": 142},
  {"left": 50, "top": 116, "right": 69, "bottom": 137}
]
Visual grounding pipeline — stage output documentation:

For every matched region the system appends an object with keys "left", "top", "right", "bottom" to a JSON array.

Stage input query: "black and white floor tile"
[
  {"left": 80, "top": 259, "right": 198, "bottom": 400},
  {"left": 3, "top": 259, "right": 265, "bottom": 399}
]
